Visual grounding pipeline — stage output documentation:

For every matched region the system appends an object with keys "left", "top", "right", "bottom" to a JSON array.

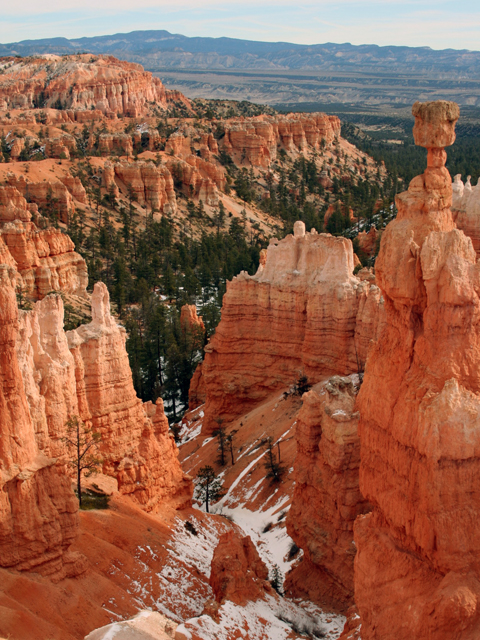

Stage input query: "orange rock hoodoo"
[
  {"left": 222, "top": 113, "right": 341, "bottom": 167},
  {"left": 354, "top": 101, "right": 480, "bottom": 639},
  {"left": 0, "top": 55, "right": 171, "bottom": 117},
  {"left": 201, "top": 220, "right": 385, "bottom": 433},
  {"left": 209, "top": 531, "right": 269, "bottom": 606},
  {"left": 1, "top": 277, "right": 192, "bottom": 580},
  {"left": 67, "top": 283, "right": 192, "bottom": 510},
  {"left": 286, "top": 376, "right": 369, "bottom": 612}
]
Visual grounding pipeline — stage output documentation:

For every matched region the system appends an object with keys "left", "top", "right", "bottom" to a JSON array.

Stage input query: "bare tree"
[{"left": 62, "top": 416, "right": 102, "bottom": 508}]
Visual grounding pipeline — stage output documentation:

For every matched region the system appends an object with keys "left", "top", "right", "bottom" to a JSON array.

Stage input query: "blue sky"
[{"left": 1, "top": 0, "right": 479, "bottom": 51}]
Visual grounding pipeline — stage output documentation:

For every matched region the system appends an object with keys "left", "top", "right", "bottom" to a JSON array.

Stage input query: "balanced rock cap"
[{"left": 412, "top": 100, "right": 460, "bottom": 149}]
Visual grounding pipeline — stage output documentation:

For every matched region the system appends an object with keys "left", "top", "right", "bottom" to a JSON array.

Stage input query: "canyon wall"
[
  {"left": 111, "top": 161, "right": 177, "bottom": 214},
  {"left": 286, "top": 376, "right": 369, "bottom": 612},
  {"left": 201, "top": 221, "right": 385, "bottom": 433},
  {"left": 222, "top": 113, "right": 341, "bottom": 167},
  {"left": 354, "top": 101, "right": 480, "bottom": 638}
]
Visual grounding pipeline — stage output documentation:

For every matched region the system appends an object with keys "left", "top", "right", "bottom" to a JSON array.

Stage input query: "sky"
[{"left": 1, "top": 0, "right": 479, "bottom": 51}]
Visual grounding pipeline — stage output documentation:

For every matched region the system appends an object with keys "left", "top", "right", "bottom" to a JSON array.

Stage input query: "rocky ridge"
[{"left": 0, "top": 55, "right": 186, "bottom": 117}]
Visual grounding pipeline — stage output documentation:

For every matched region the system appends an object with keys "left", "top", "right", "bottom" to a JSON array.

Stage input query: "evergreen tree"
[
  {"left": 213, "top": 419, "right": 227, "bottom": 466},
  {"left": 194, "top": 465, "right": 226, "bottom": 513},
  {"left": 61, "top": 416, "right": 102, "bottom": 508},
  {"left": 263, "top": 436, "right": 286, "bottom": 483}
]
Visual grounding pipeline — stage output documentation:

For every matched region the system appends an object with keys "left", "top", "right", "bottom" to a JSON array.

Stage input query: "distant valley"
[{"left": 1, "top": 30, "right": 480, "bottom": 108}]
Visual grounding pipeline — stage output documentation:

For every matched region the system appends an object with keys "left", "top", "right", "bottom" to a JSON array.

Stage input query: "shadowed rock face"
[
  {"left": 354, "top": 101, "right": 480, "bottom": 639},
  {"left": 286, "top": 376, "right": 370, "bottom": 613},
  {"left": 201, "top": 223, "right": 385, "bottom": 434}
]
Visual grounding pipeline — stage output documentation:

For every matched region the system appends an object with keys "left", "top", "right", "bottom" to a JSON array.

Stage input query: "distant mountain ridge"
[{"left": 1, "top": 30, "right": 480, "bottom": 77}]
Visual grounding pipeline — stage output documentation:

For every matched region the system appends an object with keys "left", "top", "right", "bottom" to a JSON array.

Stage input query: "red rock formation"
[
  {"left": 201, "top": 221, "right": 385, "bottom": 433},
  {"left": 45, "top": 133, "right": 77, "bottom": 159},
  {"left": 0, "top": 55, "right": 169, "bottom": 117},
  {"left": 6, "top": 173, "right": 75, "bottom": 224},
  {"left": 356, "top": 226, "right": 378, "bottom": 256},
  {"left": 354, "top": 101, "right": 480, "bottom": 639},
  {"left": 285, "top": 376, "right": 369, "bottom": 612},
  {"left": 0, "top": 265, "right": 82, "bottom": 581},
  {"left": 180, "top": 304, "right": 205, "bottom": 332},
  {"left": 0, "top": 186, "right": 88, "bottom": 299},
  {"left": 67, "top": 283, "right": 192, "bottom": 510},
  {"left": 452, "top": 174, "right": 480, "bottom": 256},
  {"left": 188, "top": 362, "right": 206, "bottom": 410},
  {"left": 97, "top": 132, "right": 134, "bottom": 157},
  {"left": 209, "top": 531, "right": 269, "bottom": 606},
  {"left": 222, "top": 113, "right": 341, "bottom": 167},
  {"left": 166, "top": 156, "right": 225, "bottom": 205},
  {"left": 61, "top": 174, "right": 87, "bottom": 204},
  {"left": 112, "top": 161, "right": 177, "bottom": 214}
]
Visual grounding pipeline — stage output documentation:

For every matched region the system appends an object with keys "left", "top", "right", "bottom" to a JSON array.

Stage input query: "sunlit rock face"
[
  {"left": 222, "top": 113, "right": 341, "bottom": 167},
  {"left": 201, "top": 221, "right": 385, "bottom": 434},
  {"left": 354, "top": 101, "right": 480, "bottom": 639}
]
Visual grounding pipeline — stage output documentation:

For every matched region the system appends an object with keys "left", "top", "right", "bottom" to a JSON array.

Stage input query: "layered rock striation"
[
  {"left": 0, "top": 265, "right": 81, "bottom": 580},
  {"left": 0, "top": 55, "right": 170, "bottom": 117},
  {"left": 222, "top": 113, "right": 341, "bottom": 167},
  {"left": 354, "top": 101, "right": 480, "bottom": 638},
  {"left": 201, "top": 220, "right": 385, "bottom": 433},
  {"left": 0, "top": 185, "right": 88, "bottom": 299},
  {"left": 286, "top": 376, "right": 369, "bottom": 612}
]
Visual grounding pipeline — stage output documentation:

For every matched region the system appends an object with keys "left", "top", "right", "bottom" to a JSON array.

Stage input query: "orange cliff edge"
[{"left": 347, "top": 100, "right": 480, "bottom": 639}]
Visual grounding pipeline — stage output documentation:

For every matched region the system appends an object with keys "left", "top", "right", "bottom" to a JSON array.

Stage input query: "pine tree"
[
  {"left": 61, "top": 416, "right": 102, "bottom": 508},
  {"left": 225, "top": 429, "right": 238, "bottom": 465},
  {"left": 263, "top": 436, "right": 286, "bottom": 484},
  {"left": 195, "top": 465, "right": 226, "bottom": 513},
  {"left": 213, "top": 419, "right": 227, "bottom": 466}
]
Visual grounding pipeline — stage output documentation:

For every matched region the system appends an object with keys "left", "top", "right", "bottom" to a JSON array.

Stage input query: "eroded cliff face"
[
  {"left": 0, "top": 266, "right": 81, "bottom": 581},
  {"left": 1, "top": 266, "right": 191, "bottom": 584},
  {"left": 222, "top": 113, "right": 341, "bottom": 167},
  {"left": 108, "top": 161, "right": 177, "bottom": 214},
  {"left": 355, "top": 101, "right": 480, "bottom": 639},
  {"left": 286, "top": 376, "right": 369, "bottom": 612},
  {"left": 0, "top": 185, "right": 88, "bottom": 299},
  {"left": 0, "top": 55, "right": 171, "bottom": 117},
  {"left": 201, "top": 221, "right": 385, "bottom": 433},
  {"left": 67, "top": 283, "right": 192, "bottom": 511}
]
